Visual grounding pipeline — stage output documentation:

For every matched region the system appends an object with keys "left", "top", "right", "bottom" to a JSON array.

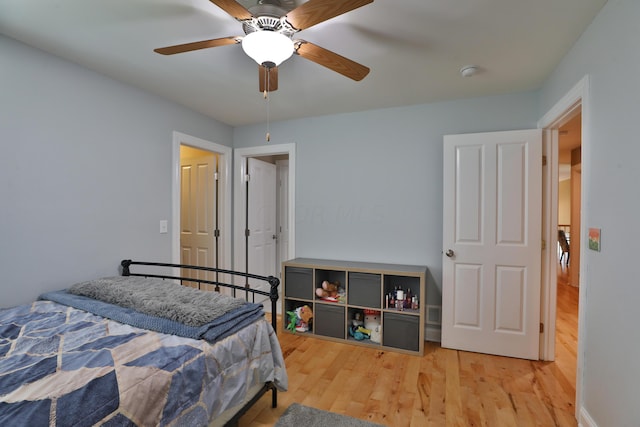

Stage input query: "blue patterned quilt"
[{"left": 0, "top": 300, "right": 288, "bottom": 426}]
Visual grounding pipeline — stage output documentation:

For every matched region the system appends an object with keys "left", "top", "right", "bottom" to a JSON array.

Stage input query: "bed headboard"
[{"left": 120, "top": 260, "right": 280, "bottom": 332}]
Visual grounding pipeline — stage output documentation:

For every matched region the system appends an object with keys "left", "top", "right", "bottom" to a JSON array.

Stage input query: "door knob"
[{"left": 445, "top": 249, "right": 455, "bottom": 258}]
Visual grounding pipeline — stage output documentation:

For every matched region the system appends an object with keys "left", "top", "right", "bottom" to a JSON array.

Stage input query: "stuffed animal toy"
[
  {"left": 285, "top": 305, "right": 314, "bottom": 333},
  {"left": 364, "top": 309, "right": 381, "bottom": 343},
  {"left": 294, "top": 305, "right": 313, "bottom": 332},
  {"left": 369, "top": 324, "right": 382, "bottom": 343},
  {"left": 352, "top": 310, "right": 364, "bottom": 327},
  {"left": 316, "top": 280, "right": 341, "bottom": 300},
  {"left": 364, "top": 310, "right": 380, "bottom": 330},
  {"left": 286, "top": 311, "right": 298, "bottom": 332},
  {"left": 349, "top": 326, "right": 368, "bottom": 340}
]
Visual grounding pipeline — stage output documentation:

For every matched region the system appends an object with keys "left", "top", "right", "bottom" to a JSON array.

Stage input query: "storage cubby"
[
  {"left": 384, "top": 274, "right": 421, "bottom": 314},
  {"left": 282, "top": 258, "right": 427, "bottom": 355},
  {"left": 283, "top": 298, "right": 314, "bottom": 334},
  {"left": 314, "top": 269, "right": 346, "bottom": 303}
]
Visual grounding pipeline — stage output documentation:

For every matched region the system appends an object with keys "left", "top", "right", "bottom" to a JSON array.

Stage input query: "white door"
[
  {"left": 247, "top": 158, "right": 277, "bottom": 291},
  {"left": 442, "top": 129, "right": 542, "bottom": 360},
  {"left": 180, "top": 148, "right": 217, "bottom": 286}
]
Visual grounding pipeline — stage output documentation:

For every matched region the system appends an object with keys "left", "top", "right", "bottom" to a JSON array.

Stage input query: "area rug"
[{"left": 274, "top": 403, "right": 386, "bottom": 427}]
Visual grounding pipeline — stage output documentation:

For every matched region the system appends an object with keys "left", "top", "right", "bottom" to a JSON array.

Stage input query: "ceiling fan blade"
[
  {"left": 259, "top": 65, "right": 279, "bottom": 92},
  {"left": 209, "top": 0, "right": 253, "bottom": 21},
  {"left": 295, "top": 40, "right": 369, "bottom": 81},
  {"left": 286, "top": 0, "right": 373, "bottom": 30},
  {"left": 154, "top": 37, "right": 240, "bottom": 55}
]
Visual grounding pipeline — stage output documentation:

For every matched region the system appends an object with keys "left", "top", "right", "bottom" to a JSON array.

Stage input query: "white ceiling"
[{"left": 0, "top": 0, "right": 607, "bottom": 127}]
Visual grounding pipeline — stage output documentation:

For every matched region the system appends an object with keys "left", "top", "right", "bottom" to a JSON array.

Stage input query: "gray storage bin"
[
  {"left": 285, "top": 267, "right": 313, "bottom": 299},
  {"left": 383, "top": 312, "right": 420, "bottom": 352},
  {"left": 348, "top": 272, "right": 381, "bottom": 308},
  {"left": 314, "top": 304, "right": 345, "bottom": 339}
]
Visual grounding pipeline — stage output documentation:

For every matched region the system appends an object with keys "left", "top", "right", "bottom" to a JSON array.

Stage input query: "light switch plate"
[{"left": 159, "top": 220, "right": 168, "bottom": 234}]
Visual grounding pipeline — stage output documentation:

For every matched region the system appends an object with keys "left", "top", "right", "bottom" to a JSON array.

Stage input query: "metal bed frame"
[{"left": 120, "top": 259, "right": 281, "bottom": 427}]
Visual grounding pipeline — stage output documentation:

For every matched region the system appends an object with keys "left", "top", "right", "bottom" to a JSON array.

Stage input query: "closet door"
[{"left": 180, "top": 149, "right": 218, "bottom": 286}]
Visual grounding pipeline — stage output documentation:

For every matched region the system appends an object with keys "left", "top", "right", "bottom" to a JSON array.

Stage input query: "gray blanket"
[{"left": 68, "top": 276, "right": 246, "bottom": 327}]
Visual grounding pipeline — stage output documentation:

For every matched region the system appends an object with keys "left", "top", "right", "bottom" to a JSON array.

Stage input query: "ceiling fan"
[{"left": 154, "top": 0, "right": 373, "bottom": 92}]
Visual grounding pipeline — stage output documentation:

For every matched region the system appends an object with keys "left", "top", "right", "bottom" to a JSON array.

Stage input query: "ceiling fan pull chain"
[{"left": 265, "top": 66, "right": 271, "bottom": 142}]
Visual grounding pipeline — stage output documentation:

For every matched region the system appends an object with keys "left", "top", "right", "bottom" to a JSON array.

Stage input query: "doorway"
[
  {"left": 538, "top": 75, "right": 589, "bottom": 418},
  {"left": 233, "top": 143, "right": 296, "bottom": 312},
  {"left": 555, "top": 110, "right": 582, "bottom": 412},
  {"left": 179, "top": 145, "right": 219, "bottom": 287},
  {"left": 558, "top": 113, "right": 582, "bottom": 286},
  {"left": 243, "top": 155, "right": 290, "bottom": 284},
  {"left": 171, "top": 132, "right": 232, "bottom": 278}
]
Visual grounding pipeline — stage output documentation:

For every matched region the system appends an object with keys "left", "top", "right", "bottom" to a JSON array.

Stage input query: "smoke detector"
[{"left": 460, "top": 65, "right": 479, "bottom": 77}]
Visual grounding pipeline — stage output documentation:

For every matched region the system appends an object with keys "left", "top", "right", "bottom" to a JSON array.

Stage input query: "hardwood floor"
[{"left": 240, "top": 269, "right": 579, "bottom": 426}]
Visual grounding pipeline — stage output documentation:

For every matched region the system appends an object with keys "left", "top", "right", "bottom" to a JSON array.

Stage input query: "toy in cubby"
[
  {"left": 315, "top": 280, "right": 345, "bottom": 303},
  {"left": 286, "top": 305, "right": 313, "bottom": 333},
  {"left": 348, "top": 308, "right": 381, "bottom": 343},
  {"left": 364, "top": 309, "right": 381, "bottom": 343}
]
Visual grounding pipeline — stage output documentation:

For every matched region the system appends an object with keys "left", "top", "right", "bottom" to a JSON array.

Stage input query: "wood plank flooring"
[{"left": 240, "top": 268, "right": 579, "bottom": 426}]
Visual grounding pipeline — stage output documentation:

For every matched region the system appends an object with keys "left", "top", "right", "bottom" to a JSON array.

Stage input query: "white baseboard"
[{"left": 578, "top": 407, "right": 597, "bottom": 427}]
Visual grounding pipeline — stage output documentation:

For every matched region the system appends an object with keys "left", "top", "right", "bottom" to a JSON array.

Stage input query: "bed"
[{"left": 0, "top": 260, "right": 288, "bottom": 426}]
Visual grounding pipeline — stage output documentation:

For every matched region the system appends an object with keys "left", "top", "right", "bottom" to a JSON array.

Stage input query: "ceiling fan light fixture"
[{"left": 242, "top": 30, "right": 294, "bottom": 67}]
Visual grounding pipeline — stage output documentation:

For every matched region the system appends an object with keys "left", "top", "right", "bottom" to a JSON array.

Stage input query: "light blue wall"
[
  {"left": 540, "top": 0, "right": 640, "bottom": 425},
  {"left": 234, "top": 92, "right": 539, "bottom": 310},
  {"left": 0, "top": 35, "right": 233, "bottom": 308}
]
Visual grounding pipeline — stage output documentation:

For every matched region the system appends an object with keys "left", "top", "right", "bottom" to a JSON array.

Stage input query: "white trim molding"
[
  {"left": 538, "top": 76, "right": 588, "bottom": 129},
  {"left": 578, "top": 407, "right": 598, "bottom": 427},
  {"left": 537, "top": 74, "right": 590, "bottom": 421}
]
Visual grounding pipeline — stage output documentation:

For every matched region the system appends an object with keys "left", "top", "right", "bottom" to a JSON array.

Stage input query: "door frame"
[
  {"left": 233, "top": 143, "right": 296, "bottom": 285},
  {"left": 275, "top": 158, "right": 290, "bottom": 279},
  {"left": 171, "top": 131, "right": 232, "bottom": 270},
  {"left": 538, "top": 75, "right": 589, "bottom": 419}
]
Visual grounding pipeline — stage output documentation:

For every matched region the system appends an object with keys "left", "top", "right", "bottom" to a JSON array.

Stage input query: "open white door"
[
  {"left": 247, "top": 157, "right": 277, "bottom": 291},
  {"left": 442, "top": 129, "right": 542, "bottom": 360},
  {"left": 180, "top": 149, "right": 218, "bottom": 286}
]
